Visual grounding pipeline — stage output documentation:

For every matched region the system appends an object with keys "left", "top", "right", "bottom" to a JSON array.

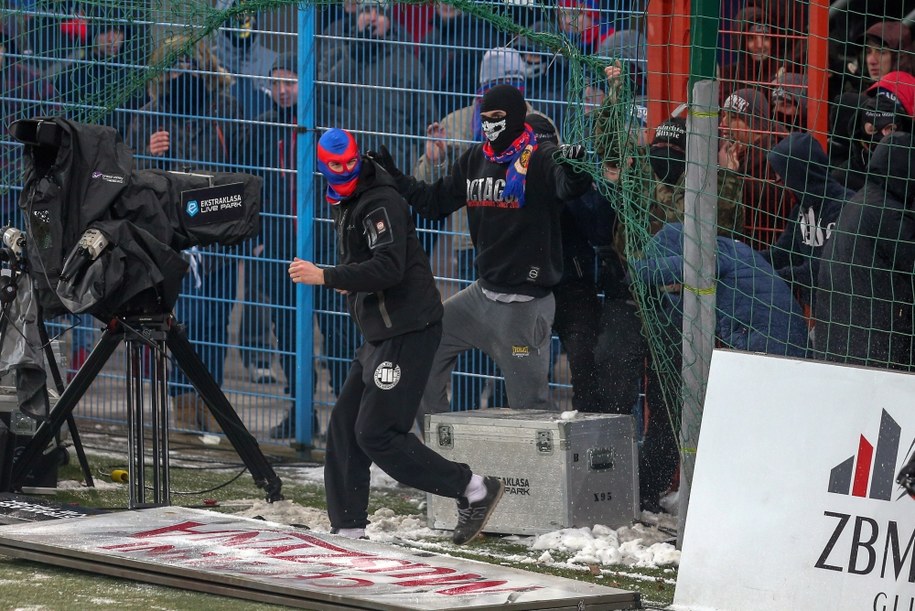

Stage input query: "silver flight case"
[{"left": 425, "top": 408, "right": 639, "bottom": 536}]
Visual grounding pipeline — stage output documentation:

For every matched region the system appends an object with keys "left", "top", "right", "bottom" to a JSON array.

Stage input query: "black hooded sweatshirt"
[
  {"left": 815, "top": 132, "right": 915, "bottom": 370},
  {"left": 765, "top": 132, "right": 850, "bottom": 308},
  {"left": 395, "top": 140, "right": 592, "bottom": 297},
  {"left": 322, "top": 158, "right": 443, "bottom": 342}
]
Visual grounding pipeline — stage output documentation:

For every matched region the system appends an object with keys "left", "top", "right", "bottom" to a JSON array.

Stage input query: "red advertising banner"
[{"left": 0, "top": 507, "right": 637, "bottom": 610}]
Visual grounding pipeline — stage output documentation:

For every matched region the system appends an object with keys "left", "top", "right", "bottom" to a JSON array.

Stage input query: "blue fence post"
[{"left": 295, "top": 5, "right": 316, "bottom": 447}]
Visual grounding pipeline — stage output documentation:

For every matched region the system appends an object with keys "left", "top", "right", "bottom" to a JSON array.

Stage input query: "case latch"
[
  {"left": 536, "top": 430, "right": 553, "bottom": 453},
  {"left": 437, "top": 424, "right": 453, "bottom": 448},
  {"left": 588, "top": 448, "right": 614, "bottom": 471}
]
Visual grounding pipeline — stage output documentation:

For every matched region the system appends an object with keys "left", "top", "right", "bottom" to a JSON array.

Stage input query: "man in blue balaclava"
[{"left": 289, "top": 128, "right": 504, "bottom": 545}]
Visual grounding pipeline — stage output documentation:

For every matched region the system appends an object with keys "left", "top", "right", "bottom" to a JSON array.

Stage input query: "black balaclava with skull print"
[{"left": 480, "top": 84, "right": 527, "bottom": 153}]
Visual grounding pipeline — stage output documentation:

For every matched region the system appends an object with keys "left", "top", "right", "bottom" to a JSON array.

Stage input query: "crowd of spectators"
[{"left": 3, "top": 1, "right": 915, "bottom": 511}]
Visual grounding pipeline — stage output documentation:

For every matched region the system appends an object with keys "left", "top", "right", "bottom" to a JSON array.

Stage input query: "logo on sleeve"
[
  {"left": 364, "top": 208, "right": 394, "bottom": 249},
  {"left": 374, "top": 361, "right": 401, "bottom": 390}
]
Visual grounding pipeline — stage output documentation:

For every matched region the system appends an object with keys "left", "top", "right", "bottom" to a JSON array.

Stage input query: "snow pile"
[
  {"left": 365, "top": 507, "right": 443, "bottom": 543},
  {"left": 284, "top": 464, "right": 400, "bottom": 489},
  {"left": 236, "top": 494, "right": 679, "bottom": 569},
  {"left": 233, "top": 499, "right": 331, "bottom": 531},
  {"left": 530, "top": 520, "right": 680, "bottom": 568}
]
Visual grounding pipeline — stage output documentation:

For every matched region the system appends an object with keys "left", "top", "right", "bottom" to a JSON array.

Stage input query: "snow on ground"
[
  {"left": 57, "top": 479, "right": 123, "bottom": 491},
  {"left": 58, "top": 445, "right": 680, "bottom": 572},
  {"left": 260, "top": 464, "right": 681, "bottom": 570}
]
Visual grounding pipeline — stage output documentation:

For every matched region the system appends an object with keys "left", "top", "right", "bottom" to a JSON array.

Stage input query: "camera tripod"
[{"left": 10, "top": 313, "right": 284, "bottom": 507}]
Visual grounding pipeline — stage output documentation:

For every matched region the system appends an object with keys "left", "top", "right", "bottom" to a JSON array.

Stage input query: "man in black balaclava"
[
  {"left": 368, "top": 84, "right": 592, "bottom": 427},
  {"left": 832, "top": 95, "right": 892, "bottom": 193},
  {"left": 479, "top": 83, "right": 528, "bottom": 152},
  {"left": 161, "top": 55, "right": 210, "bottom": 116}
]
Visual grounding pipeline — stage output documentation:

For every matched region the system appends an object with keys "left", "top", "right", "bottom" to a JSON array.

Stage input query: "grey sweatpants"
[{"left": 419, "top": 280, "right": 556, "bottom": 421}]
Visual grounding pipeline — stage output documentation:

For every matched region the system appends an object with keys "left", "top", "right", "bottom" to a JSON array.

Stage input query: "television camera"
[{"left": 4, "top": 117, "right": 283, "bottom": 505}]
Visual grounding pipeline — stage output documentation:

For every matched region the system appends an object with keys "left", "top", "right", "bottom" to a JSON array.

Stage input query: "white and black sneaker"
[
  {"left": 452, "top": 476, "right": 504, "bottom": 545},
  {"left": 330, "top": 527, "right": 368, "bottom": 540}
]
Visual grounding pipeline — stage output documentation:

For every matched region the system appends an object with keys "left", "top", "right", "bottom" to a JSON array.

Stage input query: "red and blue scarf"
[{"left": 482, "top": 123, "right": 537, "bottom": 207}]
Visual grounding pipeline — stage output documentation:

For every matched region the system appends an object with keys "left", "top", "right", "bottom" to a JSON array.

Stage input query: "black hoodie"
[
  {"left": 815, "top": 131, "right": 915, "bottom": 370},
  {"left": 765, "top": 132, "right": 850, "bottom": 307},
  {"left": 323, "top": 158, "right": 443, "bottom": 342},
  {"left": 396, "top": 139, "right": 592, "bottom": 297}
]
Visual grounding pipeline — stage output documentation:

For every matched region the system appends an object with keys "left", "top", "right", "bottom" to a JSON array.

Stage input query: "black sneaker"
[{"left": 452, "top": 476, "right": 504, "bottom": 545}]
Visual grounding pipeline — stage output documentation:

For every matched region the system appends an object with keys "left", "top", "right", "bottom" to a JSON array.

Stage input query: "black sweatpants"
[
  {"left": 324, "top": 322, "right": 473, "bottom": 530},
  {"left": 552, "top": 278, "right": 605, "bottom": 412}
]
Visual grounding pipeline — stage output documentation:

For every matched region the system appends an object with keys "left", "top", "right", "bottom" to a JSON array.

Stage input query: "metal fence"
[{"left": 2, "top": 1, "right": 651, "bottom": 448}]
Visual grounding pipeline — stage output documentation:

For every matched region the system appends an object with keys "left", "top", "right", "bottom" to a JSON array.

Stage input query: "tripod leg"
[
  {"left": 36, "top": 318, "right": 94, "bottom": 487},
  {"left": 126, "top": 339, "right": 147, "bottom": 507},
  {"left": 165, "top": 322, "right": 283, "bottom": 502},
  {"left": 9, "top": 326, "right": 122, "bottom": 491},
  {"left": 65, "top": 415, "right": 93, "bottom": 487}
]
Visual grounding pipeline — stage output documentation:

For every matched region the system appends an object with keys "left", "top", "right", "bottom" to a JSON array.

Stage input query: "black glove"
[
  {"left": 560, "top": 144, "right": 586, "bottom": 160},
  {"left": 367, "top": 144, "right": 404, "bottom": 180}
]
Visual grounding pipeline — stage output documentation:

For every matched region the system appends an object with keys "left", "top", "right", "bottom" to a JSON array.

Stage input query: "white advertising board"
[
  {"left": 0, "top": 506, "right": 637, "bottom": 610},
  {"left": 674, "top": 350, "right": 915, "bottom": 611}
]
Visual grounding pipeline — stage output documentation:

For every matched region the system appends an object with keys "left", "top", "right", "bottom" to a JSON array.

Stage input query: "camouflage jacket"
[
  {"left": 604, "top": 154, "right": 745, "bottom": 265},
  {"left": 654, "top": 167, "right": 745, "bottom": 238}
]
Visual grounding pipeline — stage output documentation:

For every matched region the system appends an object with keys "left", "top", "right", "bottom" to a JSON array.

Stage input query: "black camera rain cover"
[
  {"left": 14, "top": 118, "right": 260, "bottom": 319},
  {"left": 17, "top": 118, "right": 134, "bottom": 316}
]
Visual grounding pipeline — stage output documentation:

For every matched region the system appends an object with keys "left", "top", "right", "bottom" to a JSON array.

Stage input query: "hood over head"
[
  {"left": 479, "top": 47, "right": 528, "bottom": 86},
  {"left": 767, "top": 132, "right": 853, "bottom": 209},
  {"left": 525, "top": 113, "right": 559, "bottom": 145},
  {"left": 866, "top": 131, "right": 915, "bottom": 204}
]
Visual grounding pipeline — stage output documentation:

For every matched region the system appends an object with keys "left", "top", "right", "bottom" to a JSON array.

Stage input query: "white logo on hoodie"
[{"left": 798, "top": 207, "right": 835, "bottom": 247}]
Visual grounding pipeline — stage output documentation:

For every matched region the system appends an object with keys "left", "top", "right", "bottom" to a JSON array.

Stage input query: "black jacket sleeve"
[
  {"left": 540, "top": 142, "right": 593, "bottom": 202},
  {"left": 397, "top": 148, "right": 471, "bottom": 221}
]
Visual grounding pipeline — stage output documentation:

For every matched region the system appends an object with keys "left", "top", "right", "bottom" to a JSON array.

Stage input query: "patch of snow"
[
  {"left": 211, "top": 456, "right": 680, "bottom": 571},
  {"left": 232, "top": 499, "right": 331, "bottom": 532},
  {"left": 365, "top": 507, "right": 443, "bottom": 543},
  {"left": 530, "top": 523, "right": 679, "bottom": 568},
  {"left": 57, "top": 479, "right": 122, "bottom": 491}
]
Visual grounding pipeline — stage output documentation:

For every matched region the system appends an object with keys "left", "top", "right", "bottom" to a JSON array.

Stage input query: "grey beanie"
[
  {"left": 478, "top": 47, "right": 527, "bottom": 86},
  {"left": 771, "top": 72, "right": 808, "bottom": 115},
  {"left": 271, "top": 52, "right": 298, "bottom": 75},
  {"left": 722, "top": 88, "right": 771, "bottom": 129}
]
